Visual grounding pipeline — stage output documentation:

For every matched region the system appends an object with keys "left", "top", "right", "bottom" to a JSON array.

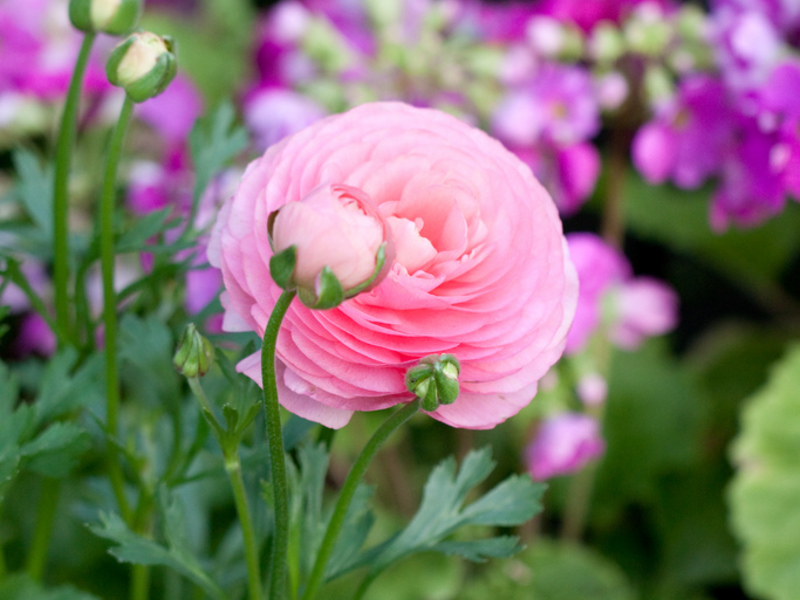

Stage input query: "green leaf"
[
  {"left": 364, "top": 447, "right": 545, "bottom": 574},
  {"left": 461, "top": 540, "right": 636, "bottom": 600},
  {"left": 89, "top": 508, "right": 226, "bottom": 600},
  {"left": 0, "top": 573, "right": 100, "bottom": 599},
  {"left": 118, "top": 314, "right": 180, "bottom": 409},
  {"left": 12, "top": 149, "right": 53, "bottom": 237},
  {"left": 189, "top": 102, "right": 248, "bottom": 210},
  {"left": 269, "top": 245, "right": 297, "bottom": 290},
  {"left": 20, "top": 422, "right": 91, "bottom": 477},
  {"left": 115, "top": 207, "right": 179, "bottom": 254},
  {"left": 623, "top": 171, "right": 800, "bottom": 290},
  {"left": 35, "top": 349, "right": 104, "bottom": 424},
  {"left": 729, "top": 344, "right": 800, "bottom": 600}
]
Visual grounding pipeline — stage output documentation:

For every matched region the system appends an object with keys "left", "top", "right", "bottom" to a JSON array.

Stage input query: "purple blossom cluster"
[{"left": 633, "top": 0, "right": 800, "bottom": 229}]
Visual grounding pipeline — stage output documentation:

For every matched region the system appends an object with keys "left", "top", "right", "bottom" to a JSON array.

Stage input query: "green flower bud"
[
  {"left": 173, "top": 323, "right": 214, "bottom": 378},
  {"left": 106, "top": 31, "right": 177, "bottom": 103},
  {"left": 405, "top": 354, "right": 460, "bottom": 412},
  {"left": 69, "top": 0, "right": 142, "bottom": 35},
  {"left": 589, "top": 23, "right": 625, "bottom": 64}
]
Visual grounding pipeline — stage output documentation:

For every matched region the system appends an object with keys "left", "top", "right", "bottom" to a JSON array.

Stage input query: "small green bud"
[
  {"left": 173, "top": 323, "right": 214, "bottom": 378},
  {"left": 405, "top": 354, "right": 460, "bottom": 412},
  {"left": 106, "top": 31, "right": 177, "bottom": 103},
  {"left": 69, "top": 0, "right": 142, "bottom": 35},
  {"left": 589, "top": 23, "right": 625, "bottom": 64}
]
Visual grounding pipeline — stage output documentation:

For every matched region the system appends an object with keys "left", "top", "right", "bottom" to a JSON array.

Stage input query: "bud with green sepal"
[
  {"left": 106, "top": 31, "right": 177, "bottom": 103},
  {"left": 267, "top": 183, "right": 391, "bottom": 310},
  {"left": 69, "top": 0, "right": 142, "bottom": 35},
  {"left": 173, "top": 323, "right": 215, "bottom": 379},
  {"left": 405, "top": 354, "right": 461, "bottom": 412}
]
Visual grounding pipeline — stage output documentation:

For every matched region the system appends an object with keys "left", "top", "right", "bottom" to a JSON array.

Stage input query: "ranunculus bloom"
[
  {"left": 526, "top": 412, "right": 605, "bottom": 480},
  {"left": 270, "top": 183, "right": 388, "bottom": 294},
  {"left": 209, "top": 102, "right": 577, "bottom": 429}
]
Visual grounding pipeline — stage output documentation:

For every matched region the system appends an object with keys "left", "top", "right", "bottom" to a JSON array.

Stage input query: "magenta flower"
[
  {"left": 633, "top": 75, "right": 732, "bottom": 189},
  {"left": 565, "top": 233, "right": 678, "bottom": 353},
  {"left": 136, "top": 74, "right": 203, "bottom": 146},
  {"left": 526, "top": 412, "right": 605, "bottom": 480},
  {"left": 533, "top": 0, "right": 675, "bottom": 32},
  {"left": 209, "top": 102, "right": 577, "bottom": 429}
]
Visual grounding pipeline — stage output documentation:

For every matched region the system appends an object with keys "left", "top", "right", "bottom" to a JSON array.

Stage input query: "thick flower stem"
[
  {"left": 262, "top": 289, "right": 297, "bottom": 600},
  {"left": 53, "top": 32, "right": 96, "bottom": 346},
  {"left": 100, "top": 95, "right": 135, "bottom": 523},
  {"left": 301, "top": 399, "right": 421, "bottom": 600}
]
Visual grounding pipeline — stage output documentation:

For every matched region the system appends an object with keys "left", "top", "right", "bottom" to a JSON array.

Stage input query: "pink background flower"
[
  {"left": 209, "top": 102, "right": 577, "bottom": 429},
  {"left": 526, "top": 412, "right": 606, "bottom": 480}
]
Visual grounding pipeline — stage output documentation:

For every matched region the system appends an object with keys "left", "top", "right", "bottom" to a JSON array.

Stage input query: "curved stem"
[
  {"left": 262, "top": 289, "right": 297, "bottom": 600},
  {"left": 101, "top": 95, "right": 135, "bottom": 523},
  {"left": 226, "top": 453, "right": 262, "bottom": 600},
  {"left": 351, "top": 571, "right": 378, "bottom": 600},
  {"left": 53, "top": 32, "right": 96, "bottom": 346},
  {"left": 301, "top": 399, "right": 421, "bottom": 600}
]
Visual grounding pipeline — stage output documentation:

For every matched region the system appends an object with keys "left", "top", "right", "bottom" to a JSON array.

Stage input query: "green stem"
[
  {"left": 26, "top": 477, "right": 60, "bottom": 581},
  {"left": 302, "top": 399, "right": 421, "bottom": 600},
  {"left": 53, "top": 32, "right": 96, "bottom": 346},
  {"left": 131, "top": 563, "right": 151, "bottom": 600},
  {"left": 101, "top": 95, "right": 135, "bottom": 523},
  {"left": 351, "top": 572, "right": 378, "bottom": 600},
  {"left": 225, "top": 453, "right": 262, "bottom": 600},
  {"left": 262, "top": 289, "right": 296, "bottom": 600}
]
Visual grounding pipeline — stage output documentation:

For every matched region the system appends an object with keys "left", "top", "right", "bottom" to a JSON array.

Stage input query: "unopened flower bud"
[
  {"left": 106, "top": 31, "right": 177, "bottom": 103},
  {"left": 589, "top": 23, "right": 625, "bottom": 64},
  {"left": 268, "top": 183, "right": 390, "bottom": 309},
  {"left": 69, "top": 0, "right": 142, "bottom": 35},
  {"left": 405, "top": 354, "right": 460, "bottom": 412},
  {"left": 173, "top": 323, "right": 214, "bottom": 378}
]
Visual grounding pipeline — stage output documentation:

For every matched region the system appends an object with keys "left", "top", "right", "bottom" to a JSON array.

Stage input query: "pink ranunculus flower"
[
  {"left": 208, "top": 102, "right": 578, "bottom": 430},
  {"left": 526, "top": 412, "right": 605, "bottom": 480},
  {"left": 269, "top": 183, "right": 388, "bottom": 297}
]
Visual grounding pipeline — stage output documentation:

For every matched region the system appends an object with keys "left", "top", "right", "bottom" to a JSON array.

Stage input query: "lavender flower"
[{"left": 526, "top": 412, "right": 606, "bottom": 480}]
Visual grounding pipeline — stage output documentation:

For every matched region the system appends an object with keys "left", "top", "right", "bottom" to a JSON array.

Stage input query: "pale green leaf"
[
  {"left": 0, "top": 573, "right": 100, "bottom": 600},
  {"left": 729, "top": 344, "right": 800, "bottom": 600}
]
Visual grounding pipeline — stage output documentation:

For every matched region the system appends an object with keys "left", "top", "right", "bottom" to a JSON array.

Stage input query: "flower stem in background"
[
  {"left": 100, "top": 94, "right": 135, "bottom": 523},
  {"left": 187, "top": 376, "right": 263, "bottom": 600},
  {"left": 53, "top": 32, "right": 96, "bottom": 346},
  {"left": 302, "top": 398, "right": 421, "bottom": 600},
  {"left": 26, "top": 477, "right": 60, "bottom": 581},
  {"left": 262, "top": 289, "right": 297, "bottom": 600},
  {"left": 226, "top": 452, "right": 262, "bottom": 600}
]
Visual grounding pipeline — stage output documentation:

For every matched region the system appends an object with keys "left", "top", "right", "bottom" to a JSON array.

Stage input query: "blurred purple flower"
[
  {"left": 633, "top": 75, "right": 731, "bottom": 188},
  {"left": 243, "top": 86, "right": 327, "bottom": 151},
  {"left": 565, "top": 233, "right": 678, "bottom": 353},
  {"left": 137, "top": 74, "right": 203, "bottom": 147},
  {"left": 576, "top": 373, "right": 608, "bottom": 406},
  {"left": 12, "top": 313, "right": 56, "bottom": 357},
  {"left": 492, "top": 62, "right": 600, "bottom": 146},
  {"left": 526, "top": 412, "right": 605, "bottom": 480},
  {"left": 533, "top": 0, "right": 675, "bottom": 33},
  {"left": 709, "top": 115, "right": 787, "bottom": 230}
]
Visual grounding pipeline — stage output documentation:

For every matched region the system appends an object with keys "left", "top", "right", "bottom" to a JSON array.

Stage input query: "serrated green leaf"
[
  {"left": 35, "top": 349, "right": 104, "bottom": 424},
  {"left": 0, "top": 573, "right": 101, "bottom": 600},
  {"left": 729, "top": 344, "right": 800, "bottom": 600},
  {"left": 115, "top": 207, "right": 178, "bottom": 253},
  {"left": 89, "top": 510, "right": 226, "bottom": 600},
  {"left": 432, "top": 536, "right": 523, "bottom": 562},
  {"left": 20, "top": 422, "right": 91, "bottom": 477},
  {"left": 365, "top": 447, "right": 544, "bottom": 574},
  {"left": 12, "top": 149, "right": 53, "bottom": 237},
  {"left": 118, "top": 314, "right": 179, "bottom": 409},
  {"left": 0, "top": 451, "right": 20, "bottom": 504},
  {"left": 189, "top": 102, "right": 248, "bottom": 210},
  {"left": 0, "top": 360, "right": 19, "bottom": 416}
]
